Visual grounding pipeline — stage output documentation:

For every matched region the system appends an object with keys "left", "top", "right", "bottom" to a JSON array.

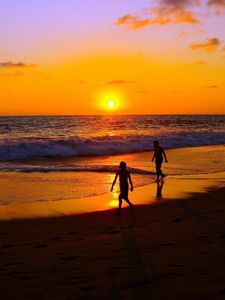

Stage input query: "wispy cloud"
[
  {"left": 135, "top": 88, "right": 148, "bottom": 93},
  {"left": 104, "top": 80, "right": 136, "bottom": 85},
  {"left": 0, "top": 71, "right": 25, "bottom": 77},
  {"left": 207, "top": 0, "right": 225, "bottom": 7},
  {"left": 135, "top": 84, "right": 148, "bottom": 93},
  {"left": 13, "top": 71, "right": 24, "bottom": 77},
  {"left": 115, "top": 0, "right": 199, "bottom": 29},
  {"left": 194, "top": 60, "right": 207, "bottom": 64},
  {"left": 207, "top": 0, "right": 225, "bottom": 15},
  {"left": 64, "top": 80, "right": 87, "bottom": 84},
  {"left": 190, "top": 38, "right": 221, "bottom": 52},
  {"left": 0, "top": 61, "right": 37, "bottom": 68},
  {"left": 205, "top": 84, "right": 219, "bottom": 88}
]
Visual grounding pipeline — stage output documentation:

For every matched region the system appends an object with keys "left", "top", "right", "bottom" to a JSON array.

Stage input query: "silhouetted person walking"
[
  {"left": 152, "top": 140, "right": 168, "bottom": 181},
  {"left": 110, "top": 161, "right": 134, "bottom": 215}
]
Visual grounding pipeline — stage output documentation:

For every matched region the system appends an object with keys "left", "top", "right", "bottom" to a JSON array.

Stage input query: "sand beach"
[{"left": 0, "top": 148, "right": 225, "bottom": 299}]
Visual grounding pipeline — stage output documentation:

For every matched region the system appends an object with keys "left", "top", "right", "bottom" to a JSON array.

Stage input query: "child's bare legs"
[
  {"left": 115, "top": 195, "right": 123, "bottom": 215},
  {"left": 156, "top": 161, "right": 163, "bottom": 181},
  {"left": 124, "top": 197, "right": 133, "bottom": 211},
  {"left": 115, "top": 195, "right": 133, "bottom": 215}
]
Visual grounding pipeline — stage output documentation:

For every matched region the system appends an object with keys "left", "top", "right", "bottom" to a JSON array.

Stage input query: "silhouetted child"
[
  {"left": 152, "top": 140, "right": 168, "bottom": 181},
  {"left": 110, "top": 161, "right": 134, "bottom": 215}
]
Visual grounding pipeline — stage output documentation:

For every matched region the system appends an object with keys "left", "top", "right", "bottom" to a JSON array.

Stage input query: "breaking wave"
[{"left": 0, "top": 132, "right": 225, "bottom": 161}]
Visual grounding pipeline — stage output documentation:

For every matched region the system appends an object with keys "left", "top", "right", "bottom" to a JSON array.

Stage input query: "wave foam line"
[{"left": 0, "top": 132, "right": 225, "bottom": 161}]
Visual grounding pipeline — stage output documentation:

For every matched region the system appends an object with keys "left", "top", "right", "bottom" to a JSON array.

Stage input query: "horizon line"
[{"left": 0, "top": 113, "right": 225, "bottom": 117}]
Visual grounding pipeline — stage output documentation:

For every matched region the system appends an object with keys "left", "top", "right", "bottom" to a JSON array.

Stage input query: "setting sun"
[
  {"left": 107, "top": 100, "right": 115, "bottom": 108},
  {"left": 96, "top": 89, "right": 126, "bottom": 113}
]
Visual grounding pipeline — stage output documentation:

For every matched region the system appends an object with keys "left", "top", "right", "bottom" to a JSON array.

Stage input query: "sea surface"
[{"left": 0, "top": 115, "right": 225, "bottom": 205}]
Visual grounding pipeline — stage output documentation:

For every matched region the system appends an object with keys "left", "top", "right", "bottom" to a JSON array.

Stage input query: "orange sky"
[{"left": 0, "top": 0, "right": 225, "bottom": 115}]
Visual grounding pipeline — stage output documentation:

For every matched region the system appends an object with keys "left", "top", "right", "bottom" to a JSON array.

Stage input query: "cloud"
[
  {"left": 0, "top": 61, "right": 37, "bottom": 68},
  {"left": 13, "top": 71, "right": 24, "bottom": 77},
  {"left": 207, "top": 0, "right": 225, "bottom": 15},
  {"left": 116, "top": 15, "right": 151, "bottom": 29},
  {"left": 207, "top": 0, "right": 225, "bottom": 7},
  {"left": 116, "top": 14, "right": 137, "bottom": 26},
  {"left": 190, "top": 38, "right": 220, "bottom": 52},
  {"left": 104, "top": 80, "right": 136, "bottom": 85},
  {"left": 115, "top": 0, "right": 199, "bottom": 29},
  {"left": 64, "top": 80, "right": 87, "bottom": 84},
  {"left": 0, "top": 71, "right": 25, "bottom": 77},
  {"left": 205, "top": 85, "right": 219, "bottom": 88},
  {"left": 135, "top": 84, "right": 148, "bottom": 93},
  {"left": 194, "top": 60, "right": 207, "bottom": 64},
  {"left": 136, "top": 89, "right": 147, "bottom": 93}
]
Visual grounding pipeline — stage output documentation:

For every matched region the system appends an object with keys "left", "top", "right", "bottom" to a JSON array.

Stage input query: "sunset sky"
[{"left": 0, "top": 0, "right": 225, "bottom": 115}]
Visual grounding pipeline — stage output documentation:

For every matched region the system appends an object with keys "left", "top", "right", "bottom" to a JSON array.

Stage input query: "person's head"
[
  {"left": 153, "top": 140, "right": 159, "bottom": 147},
  {"left": 119, "top": 161, "right": 127, "bottom": 170}
]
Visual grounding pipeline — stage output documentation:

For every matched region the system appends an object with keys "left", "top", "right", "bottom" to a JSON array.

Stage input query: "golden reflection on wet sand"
[{"left": 0, "top": 171, "right": 225, "bottom": 220}]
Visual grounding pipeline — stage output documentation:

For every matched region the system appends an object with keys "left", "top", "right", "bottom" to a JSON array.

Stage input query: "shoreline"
[{"left": 0, "top": 171, "right": 225, "bottom": 220}]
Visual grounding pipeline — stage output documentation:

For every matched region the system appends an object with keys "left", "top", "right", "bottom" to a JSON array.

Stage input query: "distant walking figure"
[
  {"left": 110, "top": 161, "right": 134, "bottom": 215},
  {"left": 152, "top": 140, "right": 168, "bottom": 181}
]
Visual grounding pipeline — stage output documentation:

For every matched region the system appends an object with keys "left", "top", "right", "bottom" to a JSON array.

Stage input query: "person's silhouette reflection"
[{"left": 156, "top": 180, "right": 164, "bottom": 198}]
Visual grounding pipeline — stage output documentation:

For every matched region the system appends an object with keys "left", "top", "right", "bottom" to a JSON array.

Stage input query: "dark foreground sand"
[{"left": 1, "top": 185, "right": 225, "bottom": 299}]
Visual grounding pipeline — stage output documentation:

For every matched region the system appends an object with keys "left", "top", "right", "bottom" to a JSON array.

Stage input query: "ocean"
[{"left": 0, "top": 115, "right": 225, "bottom": 205}]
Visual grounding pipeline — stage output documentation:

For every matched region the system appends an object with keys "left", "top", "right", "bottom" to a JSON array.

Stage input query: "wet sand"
[
  {"left": 0, "top": 171, "right": 225, "bottom": 220},
  {"left": 1, "top": 174, "right": 225, "bottom": 299}
]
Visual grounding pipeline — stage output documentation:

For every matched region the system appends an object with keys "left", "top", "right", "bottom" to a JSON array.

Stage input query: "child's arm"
[
  {"left": 110, "top": 172, "right": 118, "bottom": 192},
  {"left": 151, "top": 152, "right": 155, "bottom": 162},
  {"left": 128, "top": 173, "right": 133, "bottom": 192},
  {"left": 162, "top": 149, "right": 168, "bottom": 162}
]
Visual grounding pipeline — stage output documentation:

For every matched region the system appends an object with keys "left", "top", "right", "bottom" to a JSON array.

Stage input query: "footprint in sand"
[
  {"left": 68, "top": 231, "right": 78, "bottom": 235},
  {"left": 160, "top": 272, "right": 182, "bottom": 278},
  {"left": 206, "top": 209, "right": 224, "bottom": 214},
  {"left": 5, "top": 262, "right": 23, "bottom": 267},
  {"left": 111, "top": 248, "right": 123, "bottom": 253},
  {"left": 168, "top": 263, "right": 186, "bottom": 268},
  {"left": 59, "top": 255, "right": 80, "bottom": 261},
  {"left": 92, "top": 256, "right": 104, "bottom": 261},
  {"left": 21, "top": 242, "right": 32, "bottom": 246},
  {"left": 33, "top": 244, "right": 48, "bottom": 249},
  {"left": 170, "top": 217, "right": 184, "bottom": 223},
  {"left": 160, "top": 242, "right": 176, "bottom": 247},
  {"left": 4, "top": 271, "right": 23, "bottom": 276},
  {"left": 108, "top": 230, "right": 120, "bottom": 235},
  {"left": 1, "top": 244, "right": 15, "bottom": 249},
  {"left": 51, "top": 236, "right": 62, "bottom": 241},
  {"left": 80, "top": 286, "right": 94, "bottom": 292}
]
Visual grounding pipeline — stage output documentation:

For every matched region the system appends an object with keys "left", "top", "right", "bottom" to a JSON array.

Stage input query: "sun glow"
[
  {"left": 103, "top": 95, "right": 118, "bottom": 111},
  {"left": 96, "top": 89, "right": 127, "bottom": 113},
  {"left": 107, "top": 100, "right": 115, "bottom": 108}
]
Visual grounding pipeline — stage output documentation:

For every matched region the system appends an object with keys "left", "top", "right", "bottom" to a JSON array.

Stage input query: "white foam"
[{"left": 0, "top": 132, "right": 224, "bottom": 161}]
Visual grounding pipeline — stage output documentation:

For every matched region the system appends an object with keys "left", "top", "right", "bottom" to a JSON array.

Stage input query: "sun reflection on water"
[
  {"left": 107, "top": 173, "right": 119, "bottom": 208},
  {"left": 108, "top": 191, "right": 119, "bottom": 207}
]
